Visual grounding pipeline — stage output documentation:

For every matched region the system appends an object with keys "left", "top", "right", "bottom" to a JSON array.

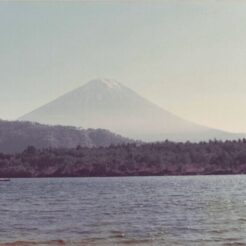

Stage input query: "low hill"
[{"left": 0, "top": 120, "right": 133, "bottom": 154}]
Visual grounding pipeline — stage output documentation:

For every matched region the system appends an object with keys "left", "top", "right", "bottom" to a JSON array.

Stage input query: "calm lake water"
[{"left": 1, "top": 176, "right": 246, "bottom": 245}]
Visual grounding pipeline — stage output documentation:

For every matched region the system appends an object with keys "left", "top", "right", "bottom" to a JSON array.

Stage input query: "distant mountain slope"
[
  {"left": 19, "top": 78, "right": 245, "bottom": 141},
  {"left": 0, "top": 120, "right": 133, "bottom": 154}
]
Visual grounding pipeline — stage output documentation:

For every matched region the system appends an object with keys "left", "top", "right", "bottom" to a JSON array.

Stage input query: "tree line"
[{"left": 1, "top": 139, "right": 246, "bottom": 177}]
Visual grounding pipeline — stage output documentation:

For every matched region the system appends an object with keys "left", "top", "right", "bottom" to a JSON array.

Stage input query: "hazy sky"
[{"left": 0, "top": 0, "right": 246, "bottom": 133}]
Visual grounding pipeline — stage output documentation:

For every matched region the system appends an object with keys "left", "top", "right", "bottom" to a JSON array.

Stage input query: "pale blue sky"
[{"left": 1, "top": 1, "right": 246, "bottom": 132}]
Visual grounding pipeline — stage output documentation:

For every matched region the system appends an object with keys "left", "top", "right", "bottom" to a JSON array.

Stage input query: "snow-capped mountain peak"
[
  {"left": 19, "top": 78, "right": 245, "bottom": 142},
  {"left": 86, "top": 78, "right": 121, "bottom": 90}
]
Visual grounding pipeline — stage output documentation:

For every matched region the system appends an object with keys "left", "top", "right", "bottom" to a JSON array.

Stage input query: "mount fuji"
[{"left": 19, "top": 79, "right": 245, "bottom": 142}]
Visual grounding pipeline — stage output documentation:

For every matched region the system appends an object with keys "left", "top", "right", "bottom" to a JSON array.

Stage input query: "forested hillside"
[
  {"left": 0, "top": 120, "right": 133, "bottom": 153},
  {"left": 1, "top": 140, "right": 246, "bottom": 177}
]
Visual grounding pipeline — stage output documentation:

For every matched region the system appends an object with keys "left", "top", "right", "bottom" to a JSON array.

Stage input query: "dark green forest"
[{"left": 1, "top": 139, "right": 246, "bottom": 177}]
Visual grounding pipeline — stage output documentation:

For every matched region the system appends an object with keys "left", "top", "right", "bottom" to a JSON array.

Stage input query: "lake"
[{"left": 1, "top": 176, "right": 246, "bottom": 245}]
